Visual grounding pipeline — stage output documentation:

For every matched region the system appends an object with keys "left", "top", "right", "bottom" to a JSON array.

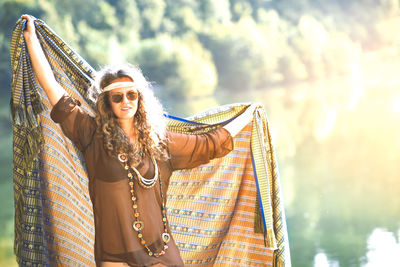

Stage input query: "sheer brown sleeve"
[
  {"left": 167, "top": 128, "right": 234, "bottom": 171},
  {"left": 50, "top": 94, "right": 96, "bottom": 152}
]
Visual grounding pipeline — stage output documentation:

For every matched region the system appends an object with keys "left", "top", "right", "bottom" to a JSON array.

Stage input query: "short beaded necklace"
[{"left": 118, "top": 153, "right": 171, "bottom": 257}]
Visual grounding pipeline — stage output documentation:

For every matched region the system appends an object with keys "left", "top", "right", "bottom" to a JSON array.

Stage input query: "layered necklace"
[{"left": 118, "top": 153, "right": 171, "bottom": 257}]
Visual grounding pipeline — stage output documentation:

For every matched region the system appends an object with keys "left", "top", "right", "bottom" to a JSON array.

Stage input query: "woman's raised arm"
[{"left": 21, "top": 15, "right": 66, "bottom": 106}]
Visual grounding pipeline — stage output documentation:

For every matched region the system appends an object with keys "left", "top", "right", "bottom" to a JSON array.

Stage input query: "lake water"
[{"left": 314, "top": 228, "right": 400, "bottom": 267}]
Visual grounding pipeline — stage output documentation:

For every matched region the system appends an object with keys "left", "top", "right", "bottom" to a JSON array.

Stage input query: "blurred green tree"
[
  {"left": 130, "top": 34, "right": 217, "bottom": 100},
  {"left": 136, "top": 0, "right": 166, "bottom": 38},
  {"left": 200, "top": 17, "right": 274, "bottom": 91}
]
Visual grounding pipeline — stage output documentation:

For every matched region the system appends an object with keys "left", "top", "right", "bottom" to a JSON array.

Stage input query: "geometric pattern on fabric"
[
  {"left": 10, "top": 17, "right": 290, "bottom": 266},
  {"left": 11, "top": 17, "right": 95, "bottom": 266},
  {"left": 167, "top": 105, "right": 291, "bottom": 267},
  {"left": 168, "top": 123, "right": 275, "bottom": 266}
]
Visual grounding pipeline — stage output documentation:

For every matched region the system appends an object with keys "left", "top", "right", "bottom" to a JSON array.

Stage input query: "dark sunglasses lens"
[
  {"left": 127, "top": 91, "right": 138, "bottom": 101},
  {"left": 111, "top": 94, "right": 123, "bottom": 103}
]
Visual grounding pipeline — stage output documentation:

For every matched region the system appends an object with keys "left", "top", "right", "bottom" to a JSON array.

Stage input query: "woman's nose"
[{"left": 121, "top": 94, "right": 129, "bottom": 103}]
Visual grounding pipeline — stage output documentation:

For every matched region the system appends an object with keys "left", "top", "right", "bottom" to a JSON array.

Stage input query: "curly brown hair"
[{"left": 88, "top": 64, "right": 168, "bottom": 166}]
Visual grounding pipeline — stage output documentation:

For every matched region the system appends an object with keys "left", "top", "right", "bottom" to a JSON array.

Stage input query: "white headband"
[{"left": 102, "top": 81, "right": 137, "bottom": 92}]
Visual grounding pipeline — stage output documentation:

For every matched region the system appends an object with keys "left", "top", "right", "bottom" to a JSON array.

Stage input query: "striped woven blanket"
[{"left": 10, "top": 17, "right": 290, "bottom": 266}]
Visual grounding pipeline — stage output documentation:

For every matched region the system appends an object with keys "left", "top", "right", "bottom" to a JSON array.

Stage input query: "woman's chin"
[{"left": 116, "top": 113, "right": 136, "bottom": 121}]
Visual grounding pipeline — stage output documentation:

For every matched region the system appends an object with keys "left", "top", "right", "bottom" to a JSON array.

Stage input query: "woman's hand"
[
  {"left": 21, "top": 14, "right": 36, "bottom": 40},
  {"left": 223, "top": 103, "right": 259, "bottom": 138}
]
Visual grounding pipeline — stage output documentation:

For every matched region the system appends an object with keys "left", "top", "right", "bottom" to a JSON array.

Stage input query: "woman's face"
[{"left": 108, "top": 77, "right": 139, "bottom": 121}]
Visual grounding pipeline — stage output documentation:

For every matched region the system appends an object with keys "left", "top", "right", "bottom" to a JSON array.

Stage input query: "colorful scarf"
[{"left": 10, "top": 17, "right": 290, "bottom": 266}]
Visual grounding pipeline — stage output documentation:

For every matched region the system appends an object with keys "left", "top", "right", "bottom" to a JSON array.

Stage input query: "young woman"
[{"left": 21, "top": 15, "right": 255, "bottom": 267}]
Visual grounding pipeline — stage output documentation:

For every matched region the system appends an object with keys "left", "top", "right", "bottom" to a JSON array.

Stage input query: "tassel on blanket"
[
  {"left": 254, "top": 190, "right": 265, "bottom": 234},
  {"left": 255, "top": 191, "right": 278, "bottom": 249},
  {"left": 10, "top": 104, "right": 45, "bottom": 170}
]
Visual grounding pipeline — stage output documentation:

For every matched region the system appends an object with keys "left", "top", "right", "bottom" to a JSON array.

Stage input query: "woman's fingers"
[
  {"left": 21, "top": 14, "right": 36, "bottom": 36},
  {"left": 21, "top": 14, "right": 32, "bottom": 24}
]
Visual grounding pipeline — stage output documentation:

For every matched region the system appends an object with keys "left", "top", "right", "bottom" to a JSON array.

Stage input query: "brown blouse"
[{"left": 50, "top": 95, "right": 234, "bottom": 267}]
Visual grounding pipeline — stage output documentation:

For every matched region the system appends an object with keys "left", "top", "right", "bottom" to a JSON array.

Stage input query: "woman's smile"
[{"left": 121, "top": 106, "right": 132, "bottom": 111}]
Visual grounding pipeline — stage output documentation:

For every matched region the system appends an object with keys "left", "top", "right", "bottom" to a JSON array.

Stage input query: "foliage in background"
[{"left": 0, "top": 0, "right": 399, "bottom": 97}]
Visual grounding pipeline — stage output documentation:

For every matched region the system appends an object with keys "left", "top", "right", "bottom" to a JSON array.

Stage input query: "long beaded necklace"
[{"left": 118, "top": 153, "right": 171, "bottom": 257}]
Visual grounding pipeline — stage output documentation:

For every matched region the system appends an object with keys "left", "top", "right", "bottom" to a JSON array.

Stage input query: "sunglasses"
[{"left": 110, "top": 91, "right": 139, "bottom": 103}]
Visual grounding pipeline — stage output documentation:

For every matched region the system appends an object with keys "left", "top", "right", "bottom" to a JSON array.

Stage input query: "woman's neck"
[{"left": 118, "top": 118, "right": 136, "bottom": 141}]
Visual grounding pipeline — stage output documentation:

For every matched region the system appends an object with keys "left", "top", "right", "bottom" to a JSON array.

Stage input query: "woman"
[{"left": 21, "top": 15, "right": 254, "bottom": 267}]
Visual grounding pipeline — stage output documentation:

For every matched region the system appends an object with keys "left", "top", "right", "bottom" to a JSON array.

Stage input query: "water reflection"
[
  {"left": 314, "top": 251, "right": 339, "bottom": 267},
  {"left": 363, "top": 228, "right": 400, "bottom": 267},
  {"left": 313, "top": 228, "right": 400, "bottom": 267}
]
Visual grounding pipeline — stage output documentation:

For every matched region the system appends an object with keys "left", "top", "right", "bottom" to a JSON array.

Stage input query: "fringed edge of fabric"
[
  {"left": 254, "top": 172, "right": 278, "bottom": 247},
  {"left": 254, "top": 190, "right": 265, "bottom": 234},
  {"left": 10, "top": 100, "right": 47, "bottom": 125},
  {"left": 10, "top": 103, "right": 45, "bottom": 170},
  {"left": 255, "top": 193, "right": 277, "bottom": 249}
]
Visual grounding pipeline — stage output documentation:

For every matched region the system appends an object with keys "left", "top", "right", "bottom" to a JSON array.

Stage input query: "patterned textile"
[{"left": 11, "top": 17, "right": 290, "bottom": 266}]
